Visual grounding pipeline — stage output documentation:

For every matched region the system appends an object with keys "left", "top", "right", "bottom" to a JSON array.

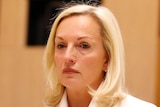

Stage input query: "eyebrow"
[
  {"left": 55, "top": 36, "right": 93, "bottom": 40},
  {"left": 55, "top": 36, "right": 64, "bottom": 40},
  {"left": 77, "top": 36, "right": 93, "bottom": 40}
]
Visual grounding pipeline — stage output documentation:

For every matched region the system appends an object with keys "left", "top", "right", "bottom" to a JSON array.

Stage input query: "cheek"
[
  {"left": 79, "top": 56, "right": 105, "bottom": 85},
  {"left": 54, "top": 54, "right": 63, "bottom": 68},
  {"left": 81, "top": 53, "right": 106, "bottom": 76},
  {"left": 54, "top": 55, "right": 64, "bottom": 79},
  {"left": 80, "top": 56, "right": 104, "bottom": 72}
]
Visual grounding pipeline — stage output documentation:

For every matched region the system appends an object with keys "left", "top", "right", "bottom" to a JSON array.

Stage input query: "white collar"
[
  {"left": 58, "top": 82, "right": 106, "bottom": 107},
  {"left": 58, "top": 91, "right": 68, "bottom": 107}
]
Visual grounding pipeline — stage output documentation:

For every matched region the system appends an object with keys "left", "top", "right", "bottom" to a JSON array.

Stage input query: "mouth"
[{"left": 63, "top": 68, "right": 79, "bottom": 74}]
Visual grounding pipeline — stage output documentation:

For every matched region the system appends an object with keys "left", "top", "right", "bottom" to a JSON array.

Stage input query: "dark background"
[{"left": 27, "top": 0, "right": 101, "bottom": 46}]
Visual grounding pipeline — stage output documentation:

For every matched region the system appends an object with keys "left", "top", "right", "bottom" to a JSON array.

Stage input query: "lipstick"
[{"left": 63, "top": 68, "right": 79, "bottom": 74}]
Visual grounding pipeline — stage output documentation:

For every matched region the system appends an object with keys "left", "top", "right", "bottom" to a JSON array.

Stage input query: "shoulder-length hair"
[{"left": 44, "top": 3, "right": 126, "bottom": 107}]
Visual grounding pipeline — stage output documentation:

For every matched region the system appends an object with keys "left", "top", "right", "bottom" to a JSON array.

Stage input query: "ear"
[{"left": 102, "top": 59, "right": 108, "bottom": 71}]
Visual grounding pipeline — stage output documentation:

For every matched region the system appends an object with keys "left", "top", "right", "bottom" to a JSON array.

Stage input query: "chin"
[{"left": 62, "top": 81, "right": 86, "bottom": 90}]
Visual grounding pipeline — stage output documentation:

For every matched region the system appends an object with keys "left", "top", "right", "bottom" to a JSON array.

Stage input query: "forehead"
[{"left": 56, "top": 14, "right": 101, "bottom": 36}]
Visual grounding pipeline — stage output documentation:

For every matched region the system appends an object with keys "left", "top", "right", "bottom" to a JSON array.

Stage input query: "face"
[{"left": 54, "top": 15, "right": 108, "bottom": 90}]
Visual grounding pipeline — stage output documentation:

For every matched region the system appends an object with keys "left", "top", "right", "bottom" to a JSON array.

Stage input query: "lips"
[{"left": 63, "top": 68, "right": 79, "bottom": 74}]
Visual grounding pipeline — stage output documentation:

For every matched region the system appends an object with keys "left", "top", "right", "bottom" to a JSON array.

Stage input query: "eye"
[
  {"left": 79, "top": 42, "right": 90, "bottom": 49},
  {"left": 56, "top": 43, "right": 66, "bottom": 49}
]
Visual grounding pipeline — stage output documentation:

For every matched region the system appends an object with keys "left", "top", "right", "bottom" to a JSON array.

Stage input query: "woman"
[{"left": 44, "top": 2, "right": 156, "bottom": 107}]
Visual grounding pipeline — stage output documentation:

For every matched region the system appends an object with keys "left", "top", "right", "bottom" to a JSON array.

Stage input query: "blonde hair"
[{"left": 44, "top": 3, "right": 126, "bottom": 107}]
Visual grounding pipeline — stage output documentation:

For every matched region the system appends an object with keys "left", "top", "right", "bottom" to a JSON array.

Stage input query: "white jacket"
[{"left": 58, "top": 91, "right": 157, "bottom": 107}]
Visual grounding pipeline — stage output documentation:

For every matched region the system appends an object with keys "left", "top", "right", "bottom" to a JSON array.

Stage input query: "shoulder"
[{"left": 114, "top": 95, "right": 157, "bottom": 107}]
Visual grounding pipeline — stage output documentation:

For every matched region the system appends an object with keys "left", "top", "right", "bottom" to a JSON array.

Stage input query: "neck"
[{"left": 66, "top": 88, "right": 92, "bottom": 107}]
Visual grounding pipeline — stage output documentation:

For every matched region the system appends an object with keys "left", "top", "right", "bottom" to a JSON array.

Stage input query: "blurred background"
[{"left": 0, "top": 0, "right": 159, "bottom": 107}]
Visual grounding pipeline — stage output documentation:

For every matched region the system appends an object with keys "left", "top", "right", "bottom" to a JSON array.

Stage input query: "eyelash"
[
  {"left": 55, "top": 42, "right": 90, "bottom": 49},
  {"left": 56, "top": 43, "right": 66, "bottom": 49},
  {"left": 78, "top": 42, "right": 90, "bottom": 49}
]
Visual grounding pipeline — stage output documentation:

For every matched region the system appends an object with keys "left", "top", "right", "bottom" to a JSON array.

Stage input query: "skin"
[{"left": 54, "top": 15, "right": 108, "bottom": 107}]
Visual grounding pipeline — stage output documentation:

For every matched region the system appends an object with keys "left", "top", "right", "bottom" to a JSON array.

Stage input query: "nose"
[{"left": 64, "top": 45, "right": 76, "bottom": 66}]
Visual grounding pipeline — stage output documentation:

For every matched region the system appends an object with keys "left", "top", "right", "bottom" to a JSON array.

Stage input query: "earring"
[{"left": 104, "top": 69, "right": 107, "bottom": 72}]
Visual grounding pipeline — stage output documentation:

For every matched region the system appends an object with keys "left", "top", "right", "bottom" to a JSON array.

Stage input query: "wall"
[
  {"left": 102, "top": 0, "right": 159, "bottom": 105},
  {"left": 0, "top": 0, "right": 45, "bottom": 107},
  {"left": 158, "top": 36, "right": 160, "bottom": 106},
  {"left": 0, "top": 0, "right": 159, "bottom": 107},
  {"left": 157, "top": 3, "right": 160, "bottom": 106}
]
